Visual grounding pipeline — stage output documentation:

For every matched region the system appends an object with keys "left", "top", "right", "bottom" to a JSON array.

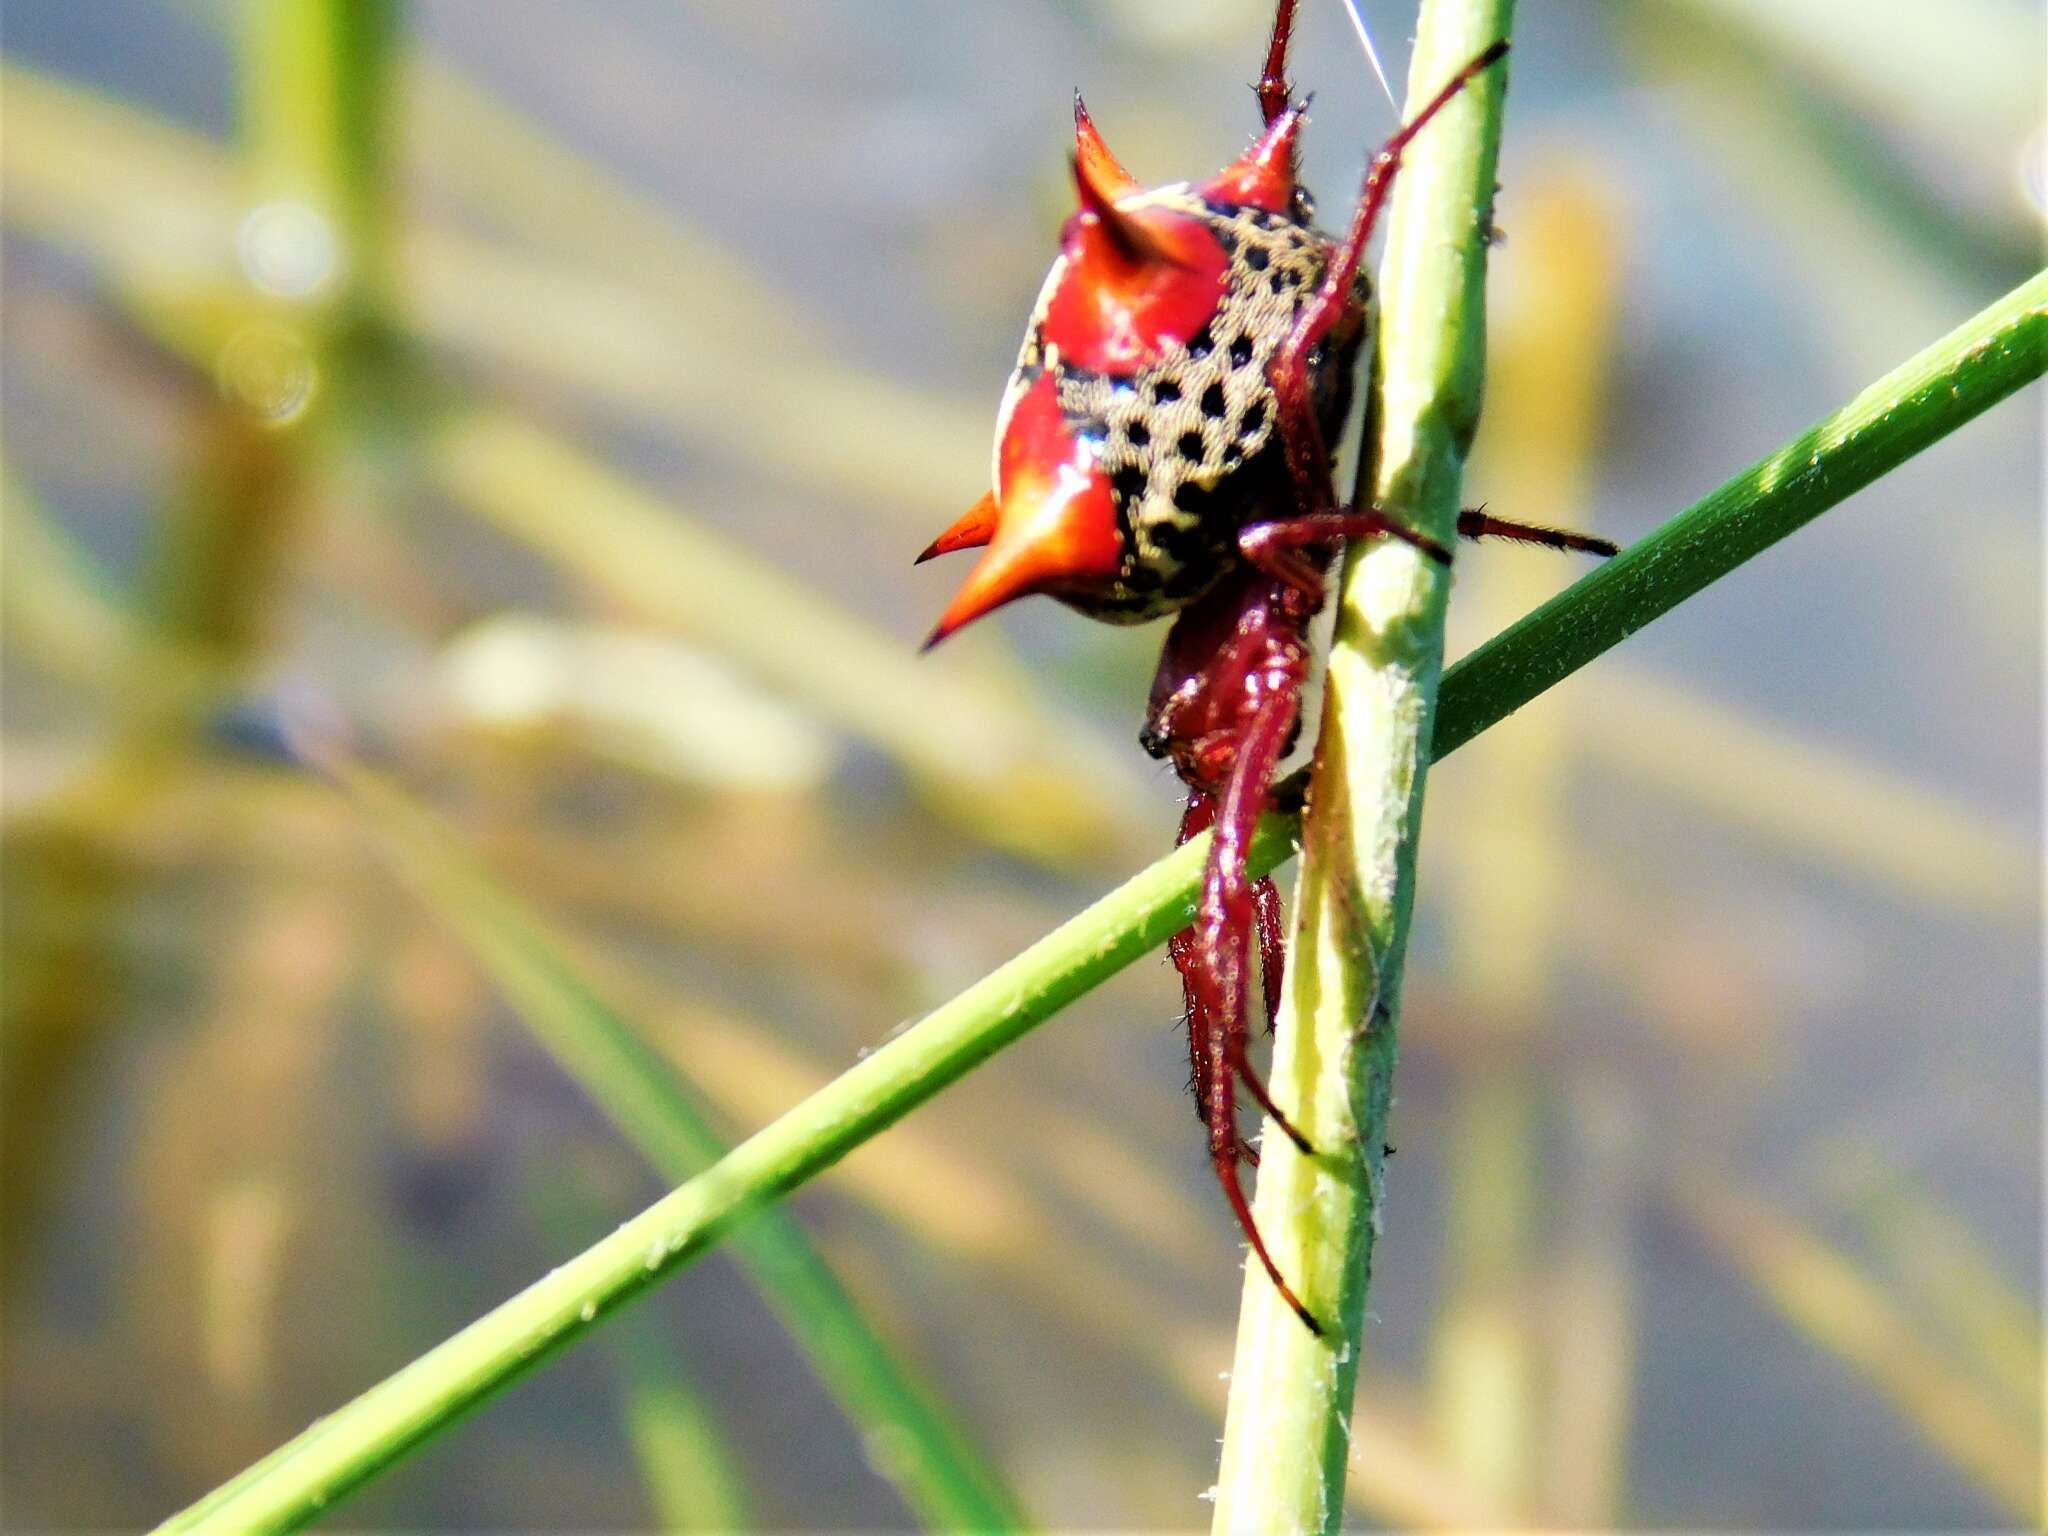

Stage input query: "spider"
[{"left": 919, "top": 0, "right": 1614, "bottom": 1333}]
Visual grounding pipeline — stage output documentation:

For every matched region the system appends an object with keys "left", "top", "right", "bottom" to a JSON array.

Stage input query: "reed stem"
[{"left": 1212, "top": 3, "right": 1515, "bottom": 1529}]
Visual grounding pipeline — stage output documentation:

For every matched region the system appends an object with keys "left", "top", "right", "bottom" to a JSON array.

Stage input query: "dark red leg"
[
  {"left": 1241, "top": 502, "right": 1615, "bottom": 597},
  {"left": 1240, "top": 510, "right": 1455, "bottom": 603},
  {"left": 1190, "top": 689, "right": 1322, "bottom": 1335},
  {"left": 1256, "top": 0, "right": 1301, "bottom": 124},
  {"left": 1174, "top": 918, "right": 1264, "bottom": 1166},
  {"left": 1458, "top": 506, "right": 1619, "bottom": 558},
  {"left": 1173, "top": 793, "right": 1270, "bottom": 1166},
  {"left": 1180, "top": 716, "right": 1308, "bottom": 1158},
  {"left": 1172, "top": 794, "right": 1222, "bottom": 1132},
  {"left": 1253, "top": 874, "right": 1285, "bottom": 1033},
  {"left": 1265, "top": 42, "right": 1510, "bottom": 527}
]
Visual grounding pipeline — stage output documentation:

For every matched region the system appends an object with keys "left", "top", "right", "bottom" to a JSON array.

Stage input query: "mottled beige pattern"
[{"left": 994, "top": 189, "right": 1369, "bottom": 622}]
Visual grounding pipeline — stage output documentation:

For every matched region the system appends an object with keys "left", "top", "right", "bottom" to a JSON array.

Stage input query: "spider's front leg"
[{"left": 1252, "top": 40, "right": 1514, "bottom": 577}]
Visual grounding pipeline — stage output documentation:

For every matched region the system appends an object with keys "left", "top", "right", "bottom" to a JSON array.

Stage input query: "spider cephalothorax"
[{"left": 919, "top": 2, "right": 1611, "bottom": 1336}]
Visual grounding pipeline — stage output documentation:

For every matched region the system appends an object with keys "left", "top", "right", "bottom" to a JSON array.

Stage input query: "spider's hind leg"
[
  {"left": 1187, "top": 690, "right": 1322, "bottom": 1334},
  {"left": 1173, "top": 794, "right": 1266, "bottom": 1164},
  {"left": 1253, "top": 873, "right": 1285, "bottom": 1033}
]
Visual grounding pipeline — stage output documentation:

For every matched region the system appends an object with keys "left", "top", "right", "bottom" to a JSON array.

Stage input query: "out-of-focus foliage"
[{"left": 2, "top": 1, "right": 2038, "bottom": 1529}]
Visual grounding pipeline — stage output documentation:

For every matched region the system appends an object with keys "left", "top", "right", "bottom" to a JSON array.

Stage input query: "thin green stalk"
[
  {"left": 324, "top": 760, "right": 1027, "bottom": 1532},
  {"left": 240, "top": 0, "right": 398, "bottom": 322},
  {"left": 154, "top": 271, "right": 2043, "bottom": 1534},
  {"left": 1212, "top": 3, "right": 1514, "bottom": 1530},
  {"left": 118, "top": 1, "right": 402, "bottom": 738},
  {"left": 0, "top": 455, "right": 129, "bottom": 686}
]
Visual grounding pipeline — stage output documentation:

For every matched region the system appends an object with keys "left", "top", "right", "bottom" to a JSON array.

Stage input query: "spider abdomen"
[{"left": 1028, "top": 195, "right": 1367, "bottom": 621}]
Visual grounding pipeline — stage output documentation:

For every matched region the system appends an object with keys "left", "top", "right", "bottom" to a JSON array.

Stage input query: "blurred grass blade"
[
  {"left": 154, "top": 267, "right": 2043, "bottom": 1536},
  {"left": 1676, "top": 1176, "right": 2038, "bottom": 1518},
  {"left": 1621, "top": 1, "right": 2040, "bottom": 294},
  {"left": 1436, "top": 171, "right": 1626, "bottom": 1519},
  {"left": 618, "top": 1355, "right": 755, "bottom": 1534},
  {"left": 404, "top": 56, "right": 991, "bottom": 527},
  {"left": 1812, "top": 1144, "right": 2044, "bottom": 1417},
  {"left": 1852, "top": 1185, "right": 2043, "bottom": 1419},
  {"left": 0, "top": 66, "right": 1150, "bottom": 868},
  {"left": 0, "top": 456, "right": 130, "bottom": 686},
  {"left": 239, "top": 0, "right": 399, "bottom": 322},
  {"left": 1213, "top": 4, "right": 1515, "bottom": 1530},
  {"left": 155, "top": 787, "right": 1244, "bottom": 1534},
  {"left": 1654, "top": 0, "right": 2042, "bottom": 192},
  {"left": 320, "top": 755, "right": 1027, "bottom": 1532},
  {"left": 1582, "top": 668, "right": 2035, "bottom": 916},
  {"left": 92, "top": 0, "right": 398, "bottom": 750}
]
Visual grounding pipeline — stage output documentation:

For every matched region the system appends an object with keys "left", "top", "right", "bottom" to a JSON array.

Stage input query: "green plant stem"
[
  {"left": 1212, "top": 3, "right": 1514, "bottom": 1530},
  {"left": 324, "top": 761, "right": 1025, "bottom": 1531},
  {"left": 153, "top": 271, "right": 2044, "bottom": 1534},
  {"left": 240, "top": 0, "right": 398, "bottom": 321}
]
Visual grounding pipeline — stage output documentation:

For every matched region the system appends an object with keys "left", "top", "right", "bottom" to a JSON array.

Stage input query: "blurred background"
[{"left": 2, "top": 1, "right": 2040, "bottom": 1529}]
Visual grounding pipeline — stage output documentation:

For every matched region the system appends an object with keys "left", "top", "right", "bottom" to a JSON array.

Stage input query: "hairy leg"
[
  {"left": 1193, "top": 689, "right": 1321, "bottom": 1334},
  {"left": 1253, "top": 873, "right": 1285, "bottom": 1032},
  {"left": 1256, "top": 0, "right": 1302, "bottom": 125},
  {"left": 1172, "top": 794, "right": 1222, "bottom": 1132},
  {"left": 1173, "top": 793, "right": 1273, "bottom": 1165},
  {"left": 1264, "top": 41, "right": 1511, "bottom": 531},
  {"left": 1458, "top": 506, "right": 1619, "bottom": 558},
  {"left": 1240, "top": 510, "right": 1454, "bottom": 605},
  {"left": 1240, "top": 501, "right": 1617, "bottom": 603}
]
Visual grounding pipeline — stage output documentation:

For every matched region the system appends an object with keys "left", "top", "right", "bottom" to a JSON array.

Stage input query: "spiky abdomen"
[{"left": 1032, "top": 196, "right": 1366, "bottom": 622}]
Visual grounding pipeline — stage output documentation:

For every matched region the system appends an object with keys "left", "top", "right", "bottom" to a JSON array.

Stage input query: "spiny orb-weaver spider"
[{"left": 919, "top": 0, "right": 1614, "bottom": 1333}]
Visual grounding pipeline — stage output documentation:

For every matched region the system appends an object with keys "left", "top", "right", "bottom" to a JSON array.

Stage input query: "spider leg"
[
  {"left": 1240, "top": 499, "right": 1616, "bottom": 599},
  {"left": 1196, "top": 688, "right": 1321, "bottom": 1334},
  {"left": 1265, "top": 41, "right": 1510, "bottom": 524},
  {"left": 1174, "top": 792, "right": 1266, "bottom": 1163},
  {"left": 1171, "top": 923, "right": 1215, "bottom": 1126},
  {"left": 1256, "top": 0, "right": 1302, "bottom": 125},
  {"left": 1253, "top": 873, "right": 1285, "bottom": 1033},
  {"left": 1457, "top": 506, "right": 1619, "bottom": 558},
  {"left": 1241, "top": 511, "right": 1455, "bottom": 603},
  {"left": 1293, "top": 39, "right": 1510, "bottom": 373},
  {"left": 1171, "top": 794, "right": 1221, "bottom": 1132},
  {"left": 1180, "top": 715, "right": 1310, "bottom": 1157}
]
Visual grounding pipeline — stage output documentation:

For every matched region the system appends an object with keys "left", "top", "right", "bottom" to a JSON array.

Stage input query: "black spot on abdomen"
[{"left": 1173, "top": 477, "right": 1220, "bottom": 516}]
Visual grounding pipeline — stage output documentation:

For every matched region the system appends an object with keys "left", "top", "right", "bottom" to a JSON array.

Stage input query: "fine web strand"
[{"left": 1337, "top": 0, "right": 1401, "bottom": 118}]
